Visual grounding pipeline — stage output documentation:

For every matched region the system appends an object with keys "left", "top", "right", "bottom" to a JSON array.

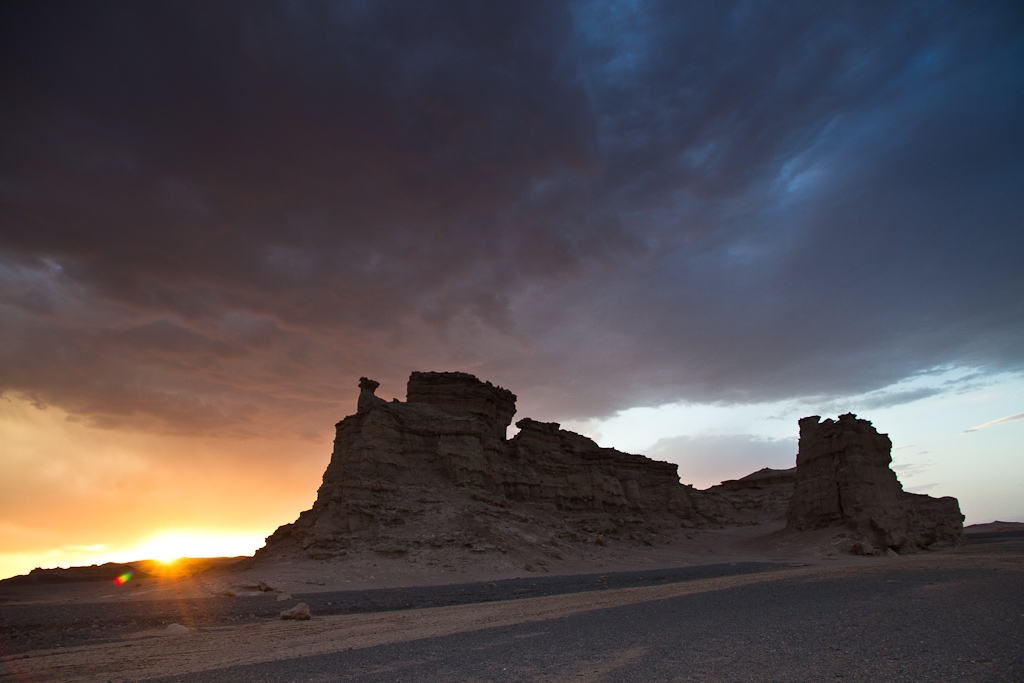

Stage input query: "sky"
[{"left": 1, "top": 1, "right": 1022, "bottom": 580}]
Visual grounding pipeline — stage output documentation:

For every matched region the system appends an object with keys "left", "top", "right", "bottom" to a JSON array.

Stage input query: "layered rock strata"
[
  {"left": 786, "top": 413, "right": 963, "bottom": 552},
  {"left": 257, "top": 375, "right": 964, "bottom": 565},
  {"left": 258, "top": 372, "right": 708, "bottom": 562},
  {"left": 406, "top": 371, "right": 516, "bottom": 439},
  {"left": 699, "top": 467, "right": 796, "bottom": 526}
]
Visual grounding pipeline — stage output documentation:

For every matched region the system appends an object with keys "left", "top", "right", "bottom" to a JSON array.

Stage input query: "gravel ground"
[
  {"left": 3, "top": 533, "right": 1021, "bottom": 682},
  {"left": 0, "top": 561, "right": 787, "bottom": 655},
  {"left": 150, "top": 564, "right": 1024, "bottom": 683}
]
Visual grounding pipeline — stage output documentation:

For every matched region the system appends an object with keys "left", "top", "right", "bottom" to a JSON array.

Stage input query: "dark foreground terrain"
[
  {"left": 0, "top": 561, "right": 787, "bottom": 655},
  {"left": 160, "top": 565, "right": 1024, "bottom": 683},
  {"left": 2, "top": 531, "right": 1022, "bottom": 683}
]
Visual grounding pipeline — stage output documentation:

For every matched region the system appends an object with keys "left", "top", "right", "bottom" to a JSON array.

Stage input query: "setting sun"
[{"left": 129, "top": 531, "right": 266, "bottom": 563}]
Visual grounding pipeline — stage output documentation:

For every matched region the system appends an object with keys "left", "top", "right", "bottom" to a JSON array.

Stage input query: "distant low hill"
[
  {"left": 0, "top": 556, "right": 249, "bottom": 585},
  {"left": 964, "top": 520, "right": 1024, "bottom": 534}
]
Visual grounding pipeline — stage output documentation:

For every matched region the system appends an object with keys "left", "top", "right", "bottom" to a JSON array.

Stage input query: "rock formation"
[
  {"left": 786, "top": 413, "right": 963, "bottom": 552},
  {"left": 699, "top": 467, "right": 796, "bottom": 526},
  {"left": 406, "top": 371, "right": 516, "bottom": 440},
  {"left": 256, "top": 375, "right": 964, "bottom": 568},
  {"left": 279, "top": 603, "right": 312, "bottom": 620},
  {"left": 258, "top": 372, "right": 709, "bottom": 565}
]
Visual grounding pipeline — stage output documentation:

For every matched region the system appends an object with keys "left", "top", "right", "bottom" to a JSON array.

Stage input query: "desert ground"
[{"left": 2, "top": 524, "right": 1022, "bottom": 682}]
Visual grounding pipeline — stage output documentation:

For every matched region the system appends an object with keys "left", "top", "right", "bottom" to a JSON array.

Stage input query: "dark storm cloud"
[{"left": 1, "top": 0, "right": 1022, "bottom": 435}]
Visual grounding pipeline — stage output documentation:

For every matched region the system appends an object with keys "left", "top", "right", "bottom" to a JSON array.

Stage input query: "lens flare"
[{"left": 113, "top": 571, "right": 132, "bottom": 586}]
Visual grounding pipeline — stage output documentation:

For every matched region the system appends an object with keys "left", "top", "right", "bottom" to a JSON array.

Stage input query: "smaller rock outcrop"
[
  {"left": 786, "top": 413, "right": 963, "bottom": 552},
  {"left": 279, "top": 603, "right": 312, "bottom": 620},
  {"left": 698, "top": 467, "right": 795, "bottom": 526},
  {"left": 357, "top": 377, "right": 386, "bottom": 413}
]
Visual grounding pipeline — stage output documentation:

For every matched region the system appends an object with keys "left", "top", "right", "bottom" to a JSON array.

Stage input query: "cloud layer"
[
  {"left": 963, "top": 411, "right": 1024, "bottom": 433},
  {"left": 648, "top": 434, "right": 797, "bottom": 490},
  {"left": 2, "top": 1, "right": 1022, "bottom": 437}
]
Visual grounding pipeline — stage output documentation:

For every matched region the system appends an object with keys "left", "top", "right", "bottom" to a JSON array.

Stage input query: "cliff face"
[
  {"left": 508, "top": 418, "right": 700, "bottom": 516},
  {"left": 257, "top": 375, "right": 965, "bottom": 565},
  {"left": 786, "top": 414, "right": 963, "bottom": 552},
  {"left": 259, "top": 372, "right": 707, "bottom": 561}
]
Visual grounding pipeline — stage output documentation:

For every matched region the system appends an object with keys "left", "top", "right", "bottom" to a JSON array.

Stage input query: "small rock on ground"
[{"left": 280, "top": 603, "right": 312, "bottom": 620}]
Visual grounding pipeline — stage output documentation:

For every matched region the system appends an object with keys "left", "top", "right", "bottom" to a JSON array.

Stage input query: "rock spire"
[{"left": 786, "top": 413, "right": 963, "bottom": 552}]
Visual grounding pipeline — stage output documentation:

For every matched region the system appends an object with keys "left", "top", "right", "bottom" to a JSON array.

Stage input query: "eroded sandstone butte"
[
  {"left": 258, "top": 372, "right": 709, "bottom": 562},
  {"left": 256, "top": 373, "right": 964, "bottom": 566},
  {"left": 786, "top": 413, "right": 964, "bottom": 552}
]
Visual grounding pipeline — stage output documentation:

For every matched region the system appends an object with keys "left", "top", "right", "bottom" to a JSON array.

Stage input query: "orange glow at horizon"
[
  {"left": 129, "top": 530, "right": 268, "bottom": 564},
  {"left": 0, "top": 395, "right": 328, "bottom": 580}
]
